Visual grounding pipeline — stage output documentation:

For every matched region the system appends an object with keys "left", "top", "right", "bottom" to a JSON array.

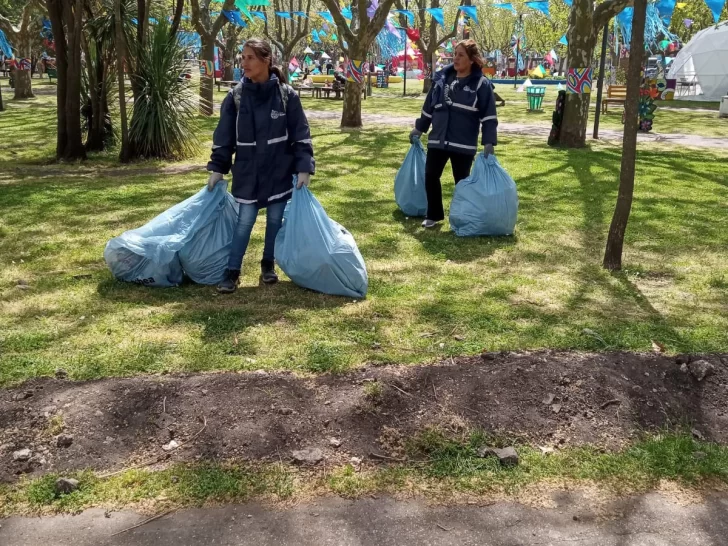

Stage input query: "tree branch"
[
  {"left": 211, "top": 0, "right": 235, "bottom": 36},
  {"left": 365, "top": 0, "right": 397, "bottom": 44},
  {"left": 319, "top": 0, "right": 355, "bottom": 44},
  {"left": 0, "top": 13, "right": 19, "bottom": 38},
  {"left": 594, "top": 0, "right": 633, "bottom": 30},
  {"left": 170, "top": 0, "right": 185, "bottom": 36}
]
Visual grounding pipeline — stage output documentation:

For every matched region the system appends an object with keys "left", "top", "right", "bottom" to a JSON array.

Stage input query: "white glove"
[
  {"left": 207, "top": 172, "right": 224, "bottom": 191},
  {"left": 482, "top": 144, "right": 495, "bottom": 158},
  {"left": 296, "top": 172, "right": 311, "bottom": 189}
]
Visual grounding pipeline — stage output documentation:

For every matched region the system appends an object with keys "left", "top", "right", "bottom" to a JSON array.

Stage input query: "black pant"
[{"left": 425, "top": 148, "right": 474, "bottom": 222}]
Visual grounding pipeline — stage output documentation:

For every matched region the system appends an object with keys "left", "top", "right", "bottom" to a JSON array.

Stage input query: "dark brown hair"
[
  {"left": 243, "top": 38, "right": 285, "bottom": 81},
  {"left": 455, "top": 39, "right": 484, "bottom": 69}
]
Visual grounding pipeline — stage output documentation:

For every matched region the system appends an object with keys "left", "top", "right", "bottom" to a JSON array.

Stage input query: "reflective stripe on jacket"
[
  {"left": 207, "top": 74, "right": 315, "bottom": 207},
  {"left": 415, "top": 64, "right": 498, "bottom": 155}
]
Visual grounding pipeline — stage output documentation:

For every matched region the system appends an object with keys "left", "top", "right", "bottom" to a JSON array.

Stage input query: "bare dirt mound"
[{"left": 1, "top": 351, "right": 726, "bottom": 482}]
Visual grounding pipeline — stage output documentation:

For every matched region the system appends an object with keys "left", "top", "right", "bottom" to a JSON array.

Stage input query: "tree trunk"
[
  {"left": 85, "top": 37, "right": 107, "bottom": 152},
  {"left": 341, "top": 45, "right": 365, "bottom": 128},
  {"left": 602, "top": 0, "right": 647, "bottom": 271},
  {"left": 422, "top": 77, "right": 432, "bottom": 94},
  {"left": 59, "top": 0, "right": 87, "bottom": 160},
  {"left": 115, "top": 0, "right": 130, "bottom": 162},
  {"left": 47, "top": 0, "right": 68, "bottom": 158},
  {"left": 341, "top": 80, "right": 363, "bottom": 127},
  {"left": 199, "top": 36, "right": 214, "bottom": 116},
  {"left": 559, "top": 0, "right": 598, "bottom": 148},
  {"left": 0, "top": 80, "right": 4, "bottom": 111},
  {"left": 13, "top": 68, "right": 34, "bottom": 99}
]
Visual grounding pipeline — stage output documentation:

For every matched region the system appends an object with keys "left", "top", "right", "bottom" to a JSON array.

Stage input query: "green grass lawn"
[
  {"left": 2, "top": 431, "right": 727, "bottom": 515},
  {"left": 1, "top": 95, "right": 727, "bottom": 386}
]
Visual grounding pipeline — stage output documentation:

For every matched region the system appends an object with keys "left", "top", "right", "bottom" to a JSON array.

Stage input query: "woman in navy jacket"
[
  {"left": 410, "top": 40, "right": 498, "bottom": 228},
  {"left": 207, "top": 38, "right": 315, "bottom": 293}
]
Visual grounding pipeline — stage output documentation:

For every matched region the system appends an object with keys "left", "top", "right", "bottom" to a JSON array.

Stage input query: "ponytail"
[{"left": 270, "top": 65, "right": 285, "bottom": 82}]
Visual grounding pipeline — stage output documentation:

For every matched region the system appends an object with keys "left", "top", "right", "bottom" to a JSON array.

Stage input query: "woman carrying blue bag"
[
  {"left": 206, "top": 38, "right": 315, "bottom": 294},
  {"left": 409, "top": 40, "right": 498, "bottom": 228}
]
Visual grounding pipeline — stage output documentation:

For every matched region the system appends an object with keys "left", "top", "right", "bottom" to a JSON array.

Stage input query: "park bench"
[
  {"left": 46, "top": 68, "right": 57, "bottom": 83},
  {"left": 294, "top": 85, "right": 321, "bottom": 98},
  {"left": 602, "top": 85, "right": 627, "bottom": 113},
  {"left": 216, "top": 80, "right": 237, "bottom": 92},
  {"left": 315, "top": 84, "right": 366, "bottom": 100}
]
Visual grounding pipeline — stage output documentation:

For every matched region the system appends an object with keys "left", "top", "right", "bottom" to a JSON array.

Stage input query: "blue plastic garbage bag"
[
  {"left": 449, "top": 155, "right": 518, "bottom": 237},
  {"left": 104, "top": 182, "right": 236, "bottom": 287},
  {"left": 179, "top": 192, "right": 238, "bottom": 285},
  {"left": 275, "top": 183, "right": 368, "bottom": 298},
  {"left": 394, "top": 140, "right": 428, "bottom": 217}
]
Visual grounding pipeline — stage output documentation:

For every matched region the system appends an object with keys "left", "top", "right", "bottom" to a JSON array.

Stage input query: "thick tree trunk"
[
  {"left": 560, "top": 0, "right": 598, "bottom": 148},
  {"left": 60, "top": 0, "right": 86, "bottom": 160},
  {"left": 341, "top": 80, "right": 363, "bottom": 127},
  {"left": 602, "top": 0, "right": 647, "bottom": 271},
  {"left": 47, "top": 0, "right": 68, "bottom": 157},
  {"left": 199, "top": 36, "right": 215, "bottom": 116},
  {"left": 115, "top": 0, "right": 130, "bottom": 162},
  {"left": 13, "top": 68, "right": 34, "bottom": 99}
]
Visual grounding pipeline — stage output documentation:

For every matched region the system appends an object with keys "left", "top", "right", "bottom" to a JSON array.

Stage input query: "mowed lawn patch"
[{"left": 1, "top": 96, "right": 727, "bottom": 385}]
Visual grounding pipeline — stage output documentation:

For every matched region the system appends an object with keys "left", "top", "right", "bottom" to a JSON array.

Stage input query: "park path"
[
  {"left": 306, "top": 110, "right": 728, "bottom": 150},
  {"left": 3, "top": 491, "right": 728, "bottom": 545}
]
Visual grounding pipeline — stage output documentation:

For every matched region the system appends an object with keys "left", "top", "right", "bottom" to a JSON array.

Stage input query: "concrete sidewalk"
[
  {"left": 3, "top": 491, "right": 727, "bottom": 546},
  {"left": 306, "top": 110, "right": 728, "bottom": 151}
]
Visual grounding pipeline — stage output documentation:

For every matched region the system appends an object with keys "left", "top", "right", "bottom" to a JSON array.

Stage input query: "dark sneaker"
[
  {"left": 260, "top": 260, "right": 278, "bottom": 284},
  {"left": 217, "top": 269, "right": 240, "bottom": 293}
]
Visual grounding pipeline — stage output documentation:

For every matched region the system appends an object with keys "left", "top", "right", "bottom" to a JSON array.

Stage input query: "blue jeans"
[{"left": 227, "top": 201, "right": 286, "bottom": 270}]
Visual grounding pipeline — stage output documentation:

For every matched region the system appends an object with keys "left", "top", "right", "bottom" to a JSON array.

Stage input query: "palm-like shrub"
[{"left": 128, "top": 20, "right": 198, "bottom": 159}]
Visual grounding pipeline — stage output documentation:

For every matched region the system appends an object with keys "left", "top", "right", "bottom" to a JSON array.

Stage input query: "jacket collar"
[{"left": 242, "top": 72, "right": 280, "bottom": 94}]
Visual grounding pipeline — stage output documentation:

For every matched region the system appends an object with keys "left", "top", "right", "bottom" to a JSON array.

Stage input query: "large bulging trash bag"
[
  {"left": 275, "top": 185, "right": 368, "bottom": 298},
  {"left": 178, "top": 192, "right": 238, "bottom": 285},
  {"left": 394, "top": 140, "right": 428, "bottom": 217},
  {"left": 449, "top": 155, "right": 518, "bottom": 237},
  {"left": 104, "top": 182, "right": 235, "bottom": 287}
]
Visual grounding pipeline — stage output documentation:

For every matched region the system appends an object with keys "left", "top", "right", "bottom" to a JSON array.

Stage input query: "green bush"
[{"left": 129, "top": 21, "right": 198, "bottom": 159}]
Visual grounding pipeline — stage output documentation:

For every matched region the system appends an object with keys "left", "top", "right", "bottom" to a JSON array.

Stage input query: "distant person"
[
  {"left": 326, "top": 60, "right": 333, "bottom": 74},
  {"left": 206, "top": 38, "right": 315, "bottom": 293},
  {"left": 409, "top": 39, "right": 498, "bottom": 229}
]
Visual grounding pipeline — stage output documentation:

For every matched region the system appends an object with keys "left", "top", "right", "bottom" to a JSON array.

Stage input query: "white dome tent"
[{"left": 668, "top": 21, "right": 728, "bottom": 102}]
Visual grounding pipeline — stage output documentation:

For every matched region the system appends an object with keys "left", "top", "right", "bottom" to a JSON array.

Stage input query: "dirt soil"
[{"left": 1, "top": 351, "right": 727, "bottom": 483}]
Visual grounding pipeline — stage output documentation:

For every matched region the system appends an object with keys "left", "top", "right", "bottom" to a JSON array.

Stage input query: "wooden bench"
[
  {"left": 294, "top": 86, "right": 321, "bottom": 98},
  {"left": 216, "top": 80, "right": 237, "bottom": 92},
  {"left": 602, "top": 85, "right": 627, "bottom": 113}
]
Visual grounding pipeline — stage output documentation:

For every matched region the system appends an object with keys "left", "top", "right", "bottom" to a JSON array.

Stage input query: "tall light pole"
[
  {"left": 513, "top": 14, "right": 524, "bottom": 89},
  {"left": 403, "top": 0, "right": 408, "bottom": 96}
]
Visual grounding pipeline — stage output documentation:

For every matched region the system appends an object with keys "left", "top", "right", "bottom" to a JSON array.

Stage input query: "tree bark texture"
[
  {"left": 602, "top": 0, "right": 646, "bottom": 271},
  {"left": 320, "top": 0, "right": 398, "bottom": 128},
  {"left": 47, "top": 0, "right": 87, "bottom": 160},
  {"left": 560, "top": 0, "right": 633, "bottom": 147},
  {"left": 115, "top": 0, "right": 131, "bottom": 162},
  {"left": 191, "top": 0, "right": 235, "bottom": 116},
  {"left": 0, "top": 2, "right": 39, "bottom": 99},
  {"left": 199, "top": 36, "right": 215, "bottom": 115}
]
